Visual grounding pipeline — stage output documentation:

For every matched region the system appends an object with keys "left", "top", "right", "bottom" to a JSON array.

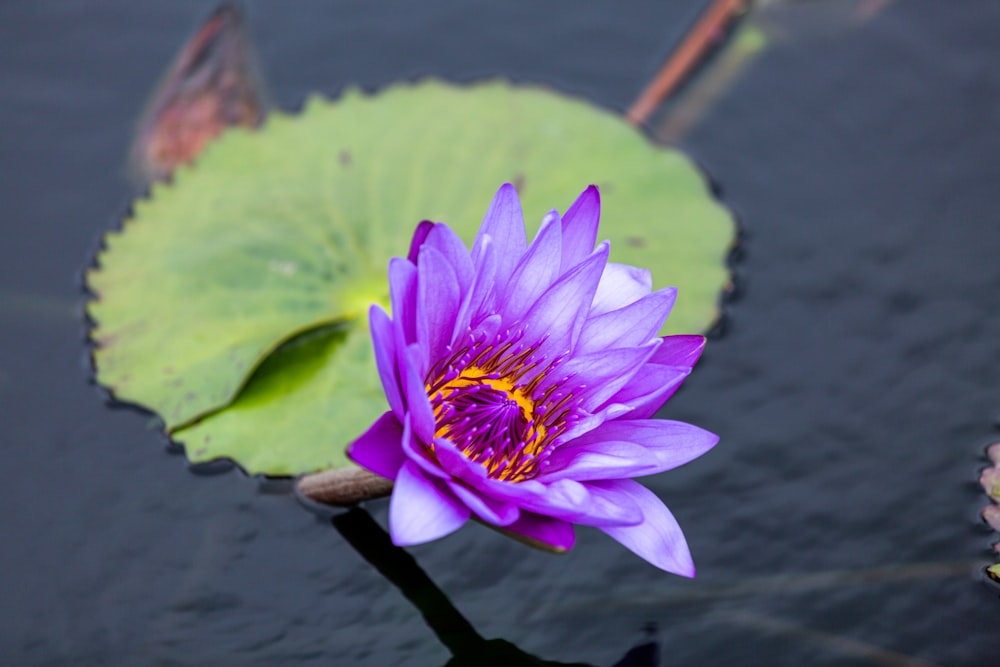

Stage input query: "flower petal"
[
  {"left": 389, "top": 460, "right": 470, "bottom": 546},
  {"left": 476, "top": 477, "right": 643, "bottom": 527},
  {"left": 347, "top": 411, "right": 406, "bottom": 480},
  {"left": 554, "top": 406, "right": 619, "bottom": 445},
  {"left": 540, "top": 209, "right": 560, "bottom": 230},
  {"left": 595, "top": 479, "right": 695, "bottom": 576},
  {"left": 447, "top": 480, "right": 520, "bottom": 526},
  {"left": 388, "top": 257, "right": 418, "bottom": 344},
  {"left": 432, "top": 436, "right": 489, "bottom": 484},
  {"left": 538, "top": 440, "right": 661, "bottom": 482},
  {"left": 521, "top": 241, "right": 609, "bottom": 361},
  {"left": 600, "top": 336, "right": 705, "bottom": 418},
  {"left": 543, "top": 340, "right": 660, "bottom": 411},
  {"left": 417, "top": 245, "right": 461, "bottom": 361},
  {"left": 566, "top": 419, "right": 718, "bottom": 472},
  {"left": 497, "top": 511, "right": 576, "bottom": 552},
  {"left": 407, "top": 220, "right": 435, "bottom": 264},
  {"left": 577, "top": 287, "right": 677, "bottom": 355},
  {"left": 472, "top": 183, "right": 526, "bottom": 278},
  {"left": 559, "top": 185, "right": 600, "bottom": 273},
  {"left": 424, "top": 223, "right": 474, "bottom": 291},
  {"left": 499, "top": 211, "right": 562, "bottom": 322},
  {"left": 400, "top": 415, "right": 451, "bottom": 480},
  {"left": 453, "top": 234, "right": 497, "bottom": 338},
  {"left": 369, "top": 305, "right": 404, "bottom": 419},
  {"left": 401, "top": 344, "right": 436, "bottom": 443},
  {"left": 601, "top": 364, "right": 690, "bottom": 419},
  {"left": 654, "top": 334, "right": 706, "bottom": 368},
  {"left": 591, "top": 263, "right": 652, "bottom": 316}
]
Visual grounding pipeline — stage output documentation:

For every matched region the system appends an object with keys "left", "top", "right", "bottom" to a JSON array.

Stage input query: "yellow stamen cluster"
[{"left": 428, "top": 367, "right": 549, "bottom": 481}]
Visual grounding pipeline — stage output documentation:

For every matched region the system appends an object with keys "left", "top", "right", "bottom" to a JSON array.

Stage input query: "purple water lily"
[{"left": 348, "top": 183, "right": 717, "bottom": 575}]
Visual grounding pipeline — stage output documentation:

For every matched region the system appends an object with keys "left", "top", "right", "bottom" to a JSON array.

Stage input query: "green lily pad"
[
  {"left": 88, "top": 80, "right": 734, "bottom": 475},
  {"left": 178, "top": 321, "right": 384, "bottom": 476}
]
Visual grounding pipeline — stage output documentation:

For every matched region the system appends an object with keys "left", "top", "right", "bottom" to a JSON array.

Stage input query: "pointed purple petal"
[
  {"left": 595, "top": 479, "right": 695, "bottom": 576},
  {"left": 499, "top": 212, "right": 562, "bottom": 322},
  {"left": 389, "top": 257, "right": 418, "bottom": 344},
  {"left": 432, "top": 437, "right": 489, "bottom": 484},
  {"left": 472, "top": 183, "right": 526, "bottom": 278},
  {"left": 453, "top": 235, "right": 497, "bottom": 339},
  {"left": 401, "top": 344, "right": 435, "bottom": 443},
  {"left": 424, "top": 223, "right": 474, "bottom": 289},
  {"left": 369, "top": 305, "right": 404, "bottom": 419},
  {"left": 599, "top": 336, "right": 705, "bottom": 418},
  {"left": 389, "top": 460, "right": 470, "bottom": 546},
  {"left": 541, "top": 340, "right": 660, "bottom": 411},
  {"left": 553, "top": 406, "right": 616, "bottom": 445},
  {"left": 601, "top": 364, "right": 690, "bottom": 419},
  {"left": 447, "top": 480, "right": 520, "bottom": 526},
  {"left": 574, "top": 479, "right": 648, "bottom": 527},
  {"left": 400, "top": 414, "right": 450, "bottom": 480},
  {"left": 521, "top": 241, "right": 609, "bottom": 361},
  {"left": 577, "top": 287, "right": 677, "bottom": 355},
  {"left": 347, "top": 411, "right": 406, "bottom": 480},
  {"left": 540, "top": 209, "right": 560, "bottom": 229},
  {"left": 566, "top": 419, "right": 718, "bottom": 472},
  {"left": 538, "top": 440, "right": 661, "bottom": 482},
  {"left": 559, "top": 185, "right": 600, "bottom": 273},
  {"left": 591, "top": 263, "right": 652, "bottom": 316},
  {"left": 653, "top": 335, "right": 706, "bottom": 368},
  {"left": 475, "top": 476, "right": 643, "bottom": 527},
  {"left": 498, "top": 511, "right": 576, "bottom": 552},
  {"left": 407, "top": 220, "right": 435, "bottom": 263},
  {"left": 417, "top": 245, "right": 461, "bottom": 362}
]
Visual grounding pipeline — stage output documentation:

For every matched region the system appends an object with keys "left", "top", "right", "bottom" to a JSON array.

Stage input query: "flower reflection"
[{"left": 333, "top": 508, "right": 658, "bottom": 667}]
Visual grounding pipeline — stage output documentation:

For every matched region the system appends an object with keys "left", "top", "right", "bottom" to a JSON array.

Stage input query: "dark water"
[{"left": 2, "top": 1, "right": 999, "bottom": 665}]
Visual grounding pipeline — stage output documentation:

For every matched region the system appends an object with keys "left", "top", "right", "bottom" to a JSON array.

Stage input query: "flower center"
[
  {"left": 428, "top": 368, "right": 548, "bottom": 481},
  {"left": 424, "top": 330, "right": 574, "bottom": 482}
]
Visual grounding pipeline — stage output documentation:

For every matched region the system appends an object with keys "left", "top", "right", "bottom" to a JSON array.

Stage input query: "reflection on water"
[
  {"left": 647, "top": 0, "right": 900, "bottom": 142},
  {"left": 333, "top": 508, "right": 657, "bottom": 667},
  {"left": 2, "top": 0, "right": 1000, "bottom": 664}
]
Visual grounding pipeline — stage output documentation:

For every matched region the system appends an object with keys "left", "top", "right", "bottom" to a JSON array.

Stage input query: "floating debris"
[
  {"left": 981, "top": 442, "right": 1000, "bottom": 554},
  {"left": 130, "top": 3, "right": 267, "bottom": 183}
]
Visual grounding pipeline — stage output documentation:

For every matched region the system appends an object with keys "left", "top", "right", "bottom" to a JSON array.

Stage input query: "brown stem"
[
  {"left": 655, "top": 23, "right": 764, "bottom": 143},
  {"left": 627, "top": 0, "right": 748, "bottom": 127},
  {"left": 297, "top": 466, "right": 393, "bottom": 505}
]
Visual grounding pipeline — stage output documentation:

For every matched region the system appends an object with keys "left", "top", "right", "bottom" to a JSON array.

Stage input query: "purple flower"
[{"left": 348, "top": 183, "right": 717, "bottom": 575}]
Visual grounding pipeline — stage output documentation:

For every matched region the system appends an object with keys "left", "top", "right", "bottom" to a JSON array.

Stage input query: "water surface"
[{"left": 1, "top": 1, "right": 998, "bottom": 665}]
